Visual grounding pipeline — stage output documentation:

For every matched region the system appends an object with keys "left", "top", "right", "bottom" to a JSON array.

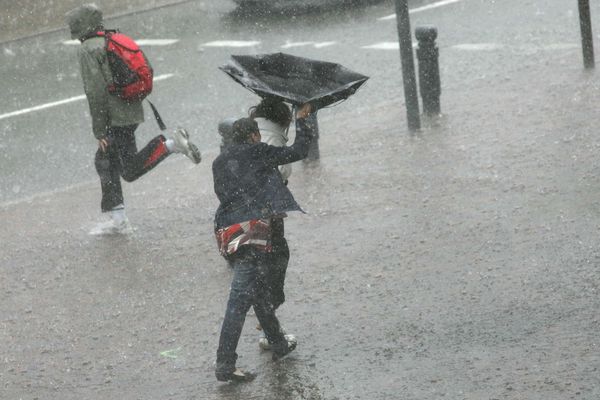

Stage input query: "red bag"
[{"left": 99, "top": 30, "right": 153, "bottom": 102}]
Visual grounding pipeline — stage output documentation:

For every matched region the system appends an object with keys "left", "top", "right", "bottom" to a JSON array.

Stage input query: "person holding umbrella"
[
  {"left": 249, "top": 97, "right": 294, "bottom": 183},
  {"left": 219, "top": 52, "right": 369, "bottom": 167},
  {"left": 248, "top": 98, "right": 297, "bottom": 349},
  {"left": 213, "top": 103, "right": 314, "bottom": 382}
]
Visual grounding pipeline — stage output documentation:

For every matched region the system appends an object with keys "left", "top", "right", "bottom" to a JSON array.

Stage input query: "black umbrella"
[{"left": 219, "top": 52, "right": 369, "bottom": 109}]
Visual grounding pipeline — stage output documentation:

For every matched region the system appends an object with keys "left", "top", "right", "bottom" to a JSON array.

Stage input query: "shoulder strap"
[
  {"left": 147, "top": 100, "right": 167, "bottom": 131},
  {"left": 79, "top": 30, "right": 105, "bottom": 43}
]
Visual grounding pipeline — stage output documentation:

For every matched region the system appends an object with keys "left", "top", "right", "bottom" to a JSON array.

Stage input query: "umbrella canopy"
[{"left": 219, "top": 52, "right": 369, "bottom": 109}]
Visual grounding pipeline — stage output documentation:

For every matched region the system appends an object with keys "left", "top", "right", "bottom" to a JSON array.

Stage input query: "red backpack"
[{"left": 98, "top": 30, "right": 153, "bottom": 102}]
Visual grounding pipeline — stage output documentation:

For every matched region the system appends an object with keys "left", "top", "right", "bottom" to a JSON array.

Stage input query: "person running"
[
  {"left": 66, "top": 4, "right": 201, "bottom": 235},
  {"left": 212, "top": 103, "right": 314, "bottom": 382}
]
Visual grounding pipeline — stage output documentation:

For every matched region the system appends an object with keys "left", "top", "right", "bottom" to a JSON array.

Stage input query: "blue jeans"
[
  {"left": 268, "top": 217, "right": 289, "bottom": 310},
  {"left": 216, "top": 246, "right": 287, "bottom": 374}
]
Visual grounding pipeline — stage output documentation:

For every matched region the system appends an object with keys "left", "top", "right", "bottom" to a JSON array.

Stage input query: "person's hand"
[
  {"left": 98, "top": 137, "right": 109, "bottom": 152},
  {"left": 296, "top": 103, "right": 313, "bottom": 119}
]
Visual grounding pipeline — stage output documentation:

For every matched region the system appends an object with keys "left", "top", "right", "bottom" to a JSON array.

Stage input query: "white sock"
[
  {"left": 165, "top": 138, "right": 177, "bottom": 153},
  {"left": 110, "top": 205, "right": 127, "bottom": 224}
]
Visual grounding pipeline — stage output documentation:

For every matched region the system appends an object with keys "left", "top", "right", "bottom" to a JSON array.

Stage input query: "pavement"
[
  {"left": 0, "top": 0, "right": 194, "bottom": 43},
  {"left": 2, "top": 0, "right": 600, "bottom": 399}
]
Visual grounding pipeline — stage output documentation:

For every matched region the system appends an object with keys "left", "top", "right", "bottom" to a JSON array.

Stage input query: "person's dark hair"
[
  {"left": 231, "top": 118, "right": 259, "bottom": 144},
  {"left": 249, "top": 97, "right": 292, "bottom": 128}
]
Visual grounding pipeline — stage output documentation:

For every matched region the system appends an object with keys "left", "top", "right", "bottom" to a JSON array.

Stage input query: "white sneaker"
[
  {"left": 258, "top": 333, "right": 269, "bottom": 350},
  {"left": 172, "top": 127, "right": 201, "bottom": 164},
  {"left": 89, "top": 217, "right": 132, "bottom": 235},
  {"left": 259, "top": 332, "right": 296, "bottom": 351}
]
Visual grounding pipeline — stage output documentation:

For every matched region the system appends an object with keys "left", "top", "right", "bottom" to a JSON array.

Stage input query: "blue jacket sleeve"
[{"left": 256, "top": 116, "right": 314, "bottom": 166}]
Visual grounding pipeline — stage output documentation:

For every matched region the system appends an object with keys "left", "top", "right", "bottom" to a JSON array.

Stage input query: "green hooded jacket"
[{"left": 66, "top": 4, "right": 144, "bottom": 139}]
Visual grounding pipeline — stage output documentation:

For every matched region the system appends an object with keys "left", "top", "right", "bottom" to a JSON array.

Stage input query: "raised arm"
[{"left": 258, "top": 104, "right": 315, "bottom": 166}]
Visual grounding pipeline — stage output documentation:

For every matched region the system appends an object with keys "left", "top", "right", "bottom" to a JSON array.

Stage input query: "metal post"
[
  {"left": 304, "top": 112, "right": 320, "bottom": 161},
  {"left": 295, "top": 108, "right": 320, "bottom": 162},
  {"left": 416, "top": 26, "right": 441, "bottom": 116},
  {"left": 578, "top": 0, "right": 595, "bottom": 69},
  {"left": 395, "top": 0, "right": 421, "bottom": 131}
]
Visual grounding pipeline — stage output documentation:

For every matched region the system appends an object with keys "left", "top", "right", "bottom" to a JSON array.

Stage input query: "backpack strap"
[
  {"left": 79, "top": 30, "right": 103, "bottom": 43},
  {"left": 147, "top": 100, "right": 167, "bottom": 131},
  {"left": 99, "top": 29, "right": 118, "bottom": 37}
]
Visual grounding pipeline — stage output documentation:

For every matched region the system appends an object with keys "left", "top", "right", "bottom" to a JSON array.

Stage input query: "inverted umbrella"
[{"left": 219, "top": 52, "right": 369, "bottom": 109}]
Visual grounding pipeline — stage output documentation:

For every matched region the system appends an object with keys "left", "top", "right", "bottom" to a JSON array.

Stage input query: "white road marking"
[
  {"left": 136, "top": 39, "right": 179, "bottom": 46},
  {"left": 63, "top": 39, "right": 179, "bottom": 46},
  {"left": 0, "top": 74, "right": 174, "bottom": 121},
  {"left": 281, "top": 41, "right": 314, "bottom": 49},
  {"left": 362, "top": 42, "right": 399, "bottom": 50},
  {"left": 314, "top": 41, "right": 337, "bottom": 48},
  {"left": 150, "top": 73, "right": 175, "bottom": 82},
  {"left": 280, "top": 41, "right": 338, "bottom": 49},
  {"left": 361, "top": 42, "right": 418, "bottom": 50},
  {"left": 0, "top": 96, "right": 86, "bottom": 121},
  {"left": 201, "top": 40, "right": 260, "bottom": 47},
  {"left": 379, "top": 0, "right": 466, "bottom": 21}
]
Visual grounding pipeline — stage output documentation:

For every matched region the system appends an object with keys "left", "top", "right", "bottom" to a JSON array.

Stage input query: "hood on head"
[{"left": 66, "top": 4, "right": 103, "bottom": 40}]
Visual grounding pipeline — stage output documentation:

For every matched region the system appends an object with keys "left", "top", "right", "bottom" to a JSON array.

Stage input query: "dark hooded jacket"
[
  {"left": 66, "top": 4, "right": 144, "bottom": 139},
  {"left": 212, "top": 117, "right": 313, "bottom": 230}
]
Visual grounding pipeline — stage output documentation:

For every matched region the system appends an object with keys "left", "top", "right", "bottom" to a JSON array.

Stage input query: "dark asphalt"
[{"left": 2, "top": 0, "right": 600, "bottom": 399}]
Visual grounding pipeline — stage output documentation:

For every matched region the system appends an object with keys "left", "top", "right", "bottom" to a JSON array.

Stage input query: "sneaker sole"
[
  {"left": 173, "top": 128, "right": 201, "bottom": 164},
  {"left": 259, "top": 334, "right": 295, "bottom": 351},
  {"left": 187, "top": 142, "right": 202, "bottom": 164}
]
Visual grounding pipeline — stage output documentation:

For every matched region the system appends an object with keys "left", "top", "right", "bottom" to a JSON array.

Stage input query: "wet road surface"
[{"left": 2, "top": 0, "right": 600, "bottom": 399}]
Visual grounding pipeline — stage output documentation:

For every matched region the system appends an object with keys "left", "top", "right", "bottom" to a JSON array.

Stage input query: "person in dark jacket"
[
  {"left": 218, "top": 98, "right": 296, "bottom": 350},
  {"left": 212, "top": 103, "right": 314, "bottom": 382},
  {"left": 66, "top": 4, "right": 202, "bottom": 235}
]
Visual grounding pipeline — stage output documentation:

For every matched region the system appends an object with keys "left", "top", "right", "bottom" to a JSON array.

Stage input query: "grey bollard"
[
  {"left": 296, "top": 111, "right": 320, "bottom": 161},
  {"left": 395, "top": 0, "right": 420, "bottom": 131},
  {"left": 578, "top": 0, "right": 595, "bottom": 69},
  {"left": 305, "top": 112, "right": 320, "bottom": 161},
  {"left": 415, "top": 26, "right": 441, "bottom": 116}
]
